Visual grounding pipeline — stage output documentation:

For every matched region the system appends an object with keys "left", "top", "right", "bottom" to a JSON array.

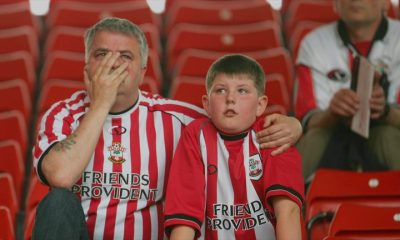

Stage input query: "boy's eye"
[
  {"left": 215, "top": 88, "right": 226, "bottom": 94},
  {"left": 238, "top": 88, "right": 249, "bottom": 94}
]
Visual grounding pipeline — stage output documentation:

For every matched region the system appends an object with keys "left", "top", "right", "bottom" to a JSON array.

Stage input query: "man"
[
  {"left": 295, "top": 0, "right": 400, "bottom": 181},
  {"left": 33, "top": 17, "right": 302, "bottom": 239}
]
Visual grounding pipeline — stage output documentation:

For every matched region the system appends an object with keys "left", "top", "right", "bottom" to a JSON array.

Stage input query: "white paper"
[{"left": 351, "top": 56, "right": 375, "bottom": 138}]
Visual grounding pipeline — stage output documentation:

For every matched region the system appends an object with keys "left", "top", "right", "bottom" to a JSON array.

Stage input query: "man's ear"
[
  {"left": 256, "top": 95, "right": 268, "bottom": 117},
  {"left": 202, "top": 95, "right": 210, "bottom": 114}
]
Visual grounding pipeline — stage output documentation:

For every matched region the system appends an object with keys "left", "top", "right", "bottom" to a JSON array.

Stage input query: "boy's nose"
[{"left": 226, "top": 92, "right": 235, "bottom": 104}]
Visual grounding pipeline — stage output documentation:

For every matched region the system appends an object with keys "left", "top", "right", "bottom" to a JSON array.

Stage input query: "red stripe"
[
  {"left": 140, "top": 101, "right": 205, "bottom": 122},
  {"left": 157, "top": 202, "right": 164, "bottom": 240},
  {"left": 104, "top": 118, "right": 123, "bottom": 238},
  {"left": 86, "top": 132, "right": 105, "bottom": 238},
  {"left": 294, "top": 65, "right": 316, "bottom": 120},
  {"left": 141, "top": 111, "right": 157, "bottom": 240},
  {"left": 124, "top": 109, "right": 140, "bottom": 238}
]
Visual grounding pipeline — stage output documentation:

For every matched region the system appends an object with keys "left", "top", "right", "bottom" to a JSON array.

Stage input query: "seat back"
[
  {"left": 306, "top": 169, "right": 400, "bottom": 240},
  {"left": 328, "top": 203, "right": 400, "bottom": 239}
]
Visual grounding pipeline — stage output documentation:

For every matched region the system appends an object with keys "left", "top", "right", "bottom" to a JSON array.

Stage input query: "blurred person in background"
[{"left": 294, "top": 0, "right": 400, "bottom": 182}]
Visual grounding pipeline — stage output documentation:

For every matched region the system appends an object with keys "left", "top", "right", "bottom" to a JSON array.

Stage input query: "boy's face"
[{"left": 202, "top": 73, "right": 268, "bottom": 135}]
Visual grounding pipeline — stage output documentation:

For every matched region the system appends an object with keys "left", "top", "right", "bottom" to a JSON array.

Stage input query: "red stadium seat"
[
  {"left": 0, "top": 26, "right": 39, "bottom": 66},
  {"left": 173, "top": 48, "right": 294, "bottom": 95},
  {"left": 140, "top": 76, "right": 159, "bottom": 95},
  {"left": 0, "top": 51, "right": 36, "bottom": 96},
  {"left": 25, "top": 175, "right": 50, "bottom": 215},
  {"left": 44, "top": 26, "right": 86, "bottom": 54},
  {"left": 0, "top": 173, "right": 18, "bottom": 224},
  {"left": 288, "top": 21, "right": 323, "bottom": 60},
  {"left": 165, "top": 0, "right": 280, "bottom": 33},
  {"left": 0, "top": 205, "right": 15, "bottom": 240},
  {"left": 0, "top": 110, "right": 28, "bottom": 155},
  {"left": 284, "top": 0, "right": 337, "bottom": 39},
  {"left": 37, "top": 79, "right": 85, "bottom": 114},
  {"left": 0, "top": 140, "right": 24, "bottom": 202},
  {"left": 168, "top": 76, "right": 205, "bottom": 108},
  {"left": 265, "top": 74, "right": 291, "bottom": 113},
  {"left": 0, "top": 79, "right": 31, "bottom": 123},
  {"left": 24, "top": 206, "right": 36, "bottom": 240},
  {"left": 166, "top": 21, "right": 283, "bottom": 71},
  {"left": 41, "top": 50, "right": 162, "bottom": 89},
  {"left": 46, "top": 1, "right": 161, "bottom": 29},
  {"left": 0, "top": 2, "right": 41, "bottom": 36},
  {"left": 306, "top": 169, "right": 400, "bottom": 240},
  {"left": 328, "top": 203, "right": 400, "bottom": 239}
]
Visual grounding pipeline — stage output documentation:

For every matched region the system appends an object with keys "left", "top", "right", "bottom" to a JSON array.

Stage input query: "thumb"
[{"left": 263, "top": 113, "right": 279, "bottom": 128}]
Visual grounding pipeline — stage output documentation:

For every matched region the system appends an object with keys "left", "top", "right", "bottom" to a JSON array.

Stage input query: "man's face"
[
  {"left": 335, "top": 0, "right": 388, "bottom": 27},
  {"left": 86, "top": 30, "right": 146, "bottom": 103}
]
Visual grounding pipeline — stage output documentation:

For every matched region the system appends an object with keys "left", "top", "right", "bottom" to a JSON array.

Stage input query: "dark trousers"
[{"left": 32, "top": 188, "right": 89, "bottom": 240}]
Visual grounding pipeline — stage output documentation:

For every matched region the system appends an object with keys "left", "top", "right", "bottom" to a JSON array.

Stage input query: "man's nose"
[{"left": 111, "top": 56, "right": 123, "bottom": 70}]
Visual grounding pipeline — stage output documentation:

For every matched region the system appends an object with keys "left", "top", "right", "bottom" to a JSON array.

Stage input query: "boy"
[{"left": 164, "top": 54, "right": 304, "bottom": 240}]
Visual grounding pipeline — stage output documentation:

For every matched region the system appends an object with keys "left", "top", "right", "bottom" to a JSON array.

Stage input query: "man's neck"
[{"left": 346, "top": 20, "right": 381, "bottom": 42}]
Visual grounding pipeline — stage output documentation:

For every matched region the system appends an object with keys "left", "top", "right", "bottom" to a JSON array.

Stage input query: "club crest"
[
  {"left": 248, "top": 154, "right": 262, "bottom": 180},
  {"left": 108, "top": 142, "right": 126, "bottom": 164}
]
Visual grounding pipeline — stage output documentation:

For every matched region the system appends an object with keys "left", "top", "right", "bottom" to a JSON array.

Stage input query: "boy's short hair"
[
  {"left": 205, "top": 54, "right": 265, "bottom": 96},
  {"left": 84, "top": 17, "right": 148, "bottom": 68}
]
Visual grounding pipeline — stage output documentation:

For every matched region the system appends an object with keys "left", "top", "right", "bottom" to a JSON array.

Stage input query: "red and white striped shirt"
[
  {"left": 164, "top": 118, "right": 304, "bottom": 240},
  {"left": 33, "top": 90, "right": 206, "bottom": 240}
]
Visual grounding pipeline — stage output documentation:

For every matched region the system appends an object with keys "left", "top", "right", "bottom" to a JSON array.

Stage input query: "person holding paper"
[{"left": 294, "top": 0, "right": 400, "bottom": 182}]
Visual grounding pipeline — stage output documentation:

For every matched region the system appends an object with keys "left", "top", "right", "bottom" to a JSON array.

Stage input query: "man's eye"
[
  {"left": 95, "top": 52, "right": 107, "bottom": 58},
  {"left": 121, "top": 54, "right": 132, "bottom": 60}
]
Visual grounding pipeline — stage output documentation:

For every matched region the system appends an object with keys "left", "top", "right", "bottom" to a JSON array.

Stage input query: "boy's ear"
[
  {"left": 256, "top": 95, "right": 268, "bottom": 117},
  {"left": 202, "top": 95, "right": 210, "bottom": 114}
]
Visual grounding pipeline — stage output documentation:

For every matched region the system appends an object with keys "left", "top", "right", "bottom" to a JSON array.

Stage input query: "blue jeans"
[{"left": 32, "top": 188, "right": 89, "bottom": 240}]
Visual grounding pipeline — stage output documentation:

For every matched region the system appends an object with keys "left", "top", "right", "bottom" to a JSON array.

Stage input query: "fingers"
[
  {"left": 270, "top": 144, "right": 290, "bottom": 156},
  {"left": 329, "top": 89, "right": 359, "bottom": 116},
  {"left": 262, "top": 113, "right": 279, "bottom": 128}
]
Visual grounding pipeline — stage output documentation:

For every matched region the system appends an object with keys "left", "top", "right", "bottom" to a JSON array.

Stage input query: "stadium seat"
[
  {"left": 166, "top": 21, "right": 283, "bottom": 71},
  {"left": 37, "top": 79, "right": 86, "bottom": 114},
  {"left": 0, "top": 140, "right": 24, "bottom": 202},
  {"left": 0, "top": 79, "right": 31, "bottom": 123},
  {"left": 173, "top": 48, "right": 294, "bottom": 95},
  {"left": 0, "top": 172, "right": 18, "bottom": 224},
  {"left": 168, "top": 76, "right": 205, "bottom": 108},
  {"left": 46, "top": 1, "right": 161, "bottom": 29},
  {"left": 0, "top": 26, "right": 39, "bottom": 66},
  {"left": 306, "top": 169, "right": 400, "bottom": 240},
  {"left": 0, "top": 110, "right": 28, "bottom": 155},
  {"left": 265, "top": 74, "right": 291, "bottom": 113},
  {"left": 0, "top": 51, "right": 36, "bottom": 96},
  {"left": 0, "top": 2, "right": 41, "bottom": 36},
  {"left": 0, "top": 205, "right": 15, "bottom": 240},
  {"left": 327, "top": 203, "right": 400, "bottom": 239},
  {"left": 40, "top": 50, "right": 162, "bottom": 88},
  {"left": 24, "top": 206, "right": 36, "bottom": 240},
  {"left": 284, "top": 0, "right": 337, "bottom": 39},
  {"left": 44, "top": 24, "right": 161, "bottom": 56},
  {"left": 288, "top": 21, "right": 323, "bottom": 60},
  {"left": 25, "top": 175, "right": 50, "bottom": 216},
  {"left": 165, "top": 0, "right": 280, "bottom": 33},
  {"left": 140, "top": 76, "right": 159, "bottom": 95}
]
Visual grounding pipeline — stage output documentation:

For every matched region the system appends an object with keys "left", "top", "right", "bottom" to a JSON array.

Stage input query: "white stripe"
[
  {"left": 199, "top": 131, "right": 207, "bottom": 240},
  {"left": 152, "top": 111, "right": 165, "bottom": 240},
  {"left": 246, "top": 132, "right": 275, "bottom": 239},
  {"left": 216, "top": 134, "right": 235, "bottom": 240},
  {"left": 93, "top": 118, "right": 114, "bottom": 239}
]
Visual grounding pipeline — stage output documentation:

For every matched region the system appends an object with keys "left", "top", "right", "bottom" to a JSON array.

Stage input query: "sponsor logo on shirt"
[
  {"left": 248, "top": 154, "right": 262, "bottom": 180},
  {"left": 108, "top": 126, "right": 127, "bottom": 135},
  {"left": 108, "top": 142, "right": 126, "bottom": 164},
  {"left": 327, "top": 69, "right": 348, "bottom": 83},
  {"left": 207, "top": 201, "right": 270, "bottom": 231}
]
